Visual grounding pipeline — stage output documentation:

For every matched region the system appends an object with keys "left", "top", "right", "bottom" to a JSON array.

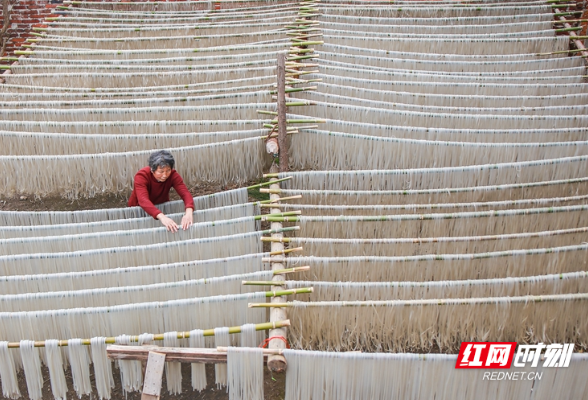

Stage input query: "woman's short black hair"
[{"left": 148, "top": 150, "right": 175, "bottom": 171}]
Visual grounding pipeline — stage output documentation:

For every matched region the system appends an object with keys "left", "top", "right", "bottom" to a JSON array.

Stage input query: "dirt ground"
[{"left": 2, "top": 180, "right": 287, "bottom": 399}]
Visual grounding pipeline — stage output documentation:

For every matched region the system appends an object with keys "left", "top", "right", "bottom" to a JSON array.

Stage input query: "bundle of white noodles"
[
  {"left": 286, "top": 271, "right": 588, "bottom": 301},
  {"left": 0, "top": 291, "right": 267, "bottom": 344},
  {"left": 0, "top": 231, "right": 263, "bottom": 275},
  {"left": 283, "top": 242, "right": 588, "bottom": 282},
  {"left": 0, "top": 203, "right": 259, "bottom": 239},
  {"left": 0, "top": 187, "right": 248, "bottom": 226},
  {"left": 285, "top": 294, "right": 588, "bottom": 352},
  {"left": 289, "top": 130, "right": 588, "bottom": 170},
  {"left": 0, "top": 253, "right": 266, "bottom": 295},
  {"left": 0, "top": 138, "right": 267, "bottom": 198},
  {"left": 283, "top": 351, "right": 588, "bottom": 400}
]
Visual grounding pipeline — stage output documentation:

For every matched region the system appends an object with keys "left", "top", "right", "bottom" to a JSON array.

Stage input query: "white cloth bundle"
[
  {"left": 189, "top": 329, "right": 207, "bottom": 392},
  {"left": 227, "top": 347, "right": 264, "bottom": 400},
  {"left": 67, "top": 338, "right": 92, "bottom": 398},
  {"left": 45, "top": 339, "right": 68, "bottom": 400}
]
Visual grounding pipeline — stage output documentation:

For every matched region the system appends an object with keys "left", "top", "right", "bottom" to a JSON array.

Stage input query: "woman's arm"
[{"left": 171, "top": 172, "right": 195, "bottom": 231}]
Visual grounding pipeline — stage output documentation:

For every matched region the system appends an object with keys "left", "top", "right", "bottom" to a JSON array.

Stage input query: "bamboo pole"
[
  {"left": 278, "top": 53, "right": 289, "bottom": 173},
  {"left": 267, "top": 246, "right": 304, "bottom": 256},
  {"left": 249, "top": 293, "right": 588, "bottom": 308},
  {"left": 266, "top": 165, "right": 289, "bottom": 373},
  {"left": 246, "top": 176, "right": 291, "bottom": 189},
  {"left": 4, "top": 320, "right": 291, "bottom": 349},
  {"left": 273, "top": 266, "right": 311, "bottom": 275},
  {"left": 553, "top": 8, "right": 588, "bottom": 59},
  {"left": 258, "top": 194, "right": 303, "bottom": 204}
]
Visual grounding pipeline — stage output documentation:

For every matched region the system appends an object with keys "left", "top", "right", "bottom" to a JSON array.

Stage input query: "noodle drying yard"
[{"left": 0, "top": 0, "right": 587, "bottom": 398}]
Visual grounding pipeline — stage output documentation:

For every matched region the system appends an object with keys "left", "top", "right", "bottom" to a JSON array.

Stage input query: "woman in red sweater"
[{"left": 128, "top": 150, "right": 194, "bottom": 232}]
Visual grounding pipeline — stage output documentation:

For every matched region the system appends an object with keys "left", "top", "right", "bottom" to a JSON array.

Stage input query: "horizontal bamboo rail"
[{"left": 4, "top": 320, "right": 291, "bottom": 349}]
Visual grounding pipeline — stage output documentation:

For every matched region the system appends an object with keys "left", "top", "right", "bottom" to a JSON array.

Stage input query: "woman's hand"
[
  {"left": 157, "top": 213, "right": 179, "bottom": 233},
  {"left": 181, "top": 208, "right": 194, "bottom": 231}
]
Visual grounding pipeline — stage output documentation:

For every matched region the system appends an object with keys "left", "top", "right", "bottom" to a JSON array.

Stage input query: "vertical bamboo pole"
[
  {"left": 277, "top": 53, "right": 289, "bottom": 173},
  {"left": 267, "top": 165, "right": 288, "bottom": 372}
]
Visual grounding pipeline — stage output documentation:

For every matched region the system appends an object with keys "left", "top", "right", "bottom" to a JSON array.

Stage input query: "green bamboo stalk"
[
  {"left": 553, "top": 19, "right": 588, "bottom": 22},
  {"left": 289, "top": 48, "right": 316, "bottom": 54},
  {"left": 13, "top": 51, "right": 34, "bottom": 55},
  {"left": 5, "top": 320, "right": 291, "bottom": 348},
  {"left": 555, "top": 27, "right": 583, "bottom": 32},
  {"left": 291, "top": 40, "right": 323, "bottom": 46},
  {"left": 244, "top": 281, "right": 284, "bottom": 286},
  {"left": 537, "top": 48, "right": 586, "bottom": 55},
  {"left": 269, "top": 86, "right": 317, "bottom": 94},
  {"left": 258, "top": 195, "right": 303, "bottom": 204},
  {"left": 287, "top": 54, "right": 319, "bottom": 61},
  {"left": 257, "top": 110, "right": 278, "bottom": 116},
  {"left": 254, "top": 211, "right": 302, "bottom": 221},
  {"left": 273, "top": 266, "right": 311, "bottom": 275},
  {"left": 247, "top": 176, "right": 292, "bottom": 189},
  {"left": 0, "top": 66, "right": 11, "bottom": 70},
  {"left": 260, "top": 226, "right": 300, "bottom": 236},
  {"left": 29, "top": 32, "right": 45, "bottom": 37},
  {"left": 285, "top": 100, "right": 317, "bottom": 106},
  {"left": 261, "top": 236, "right": 293, "bottom": 243},
  {"left": 268, "top": 246, "right": 304, "bottom": 256},
  {"left": 269, "top": 118, "right": 326, "bottom": 124},
  {"left": 264, "top": 287, "right": 312, "bottom": 298},
  {"left": 570, "top": 36, "right": 588, "bottom": 39}
]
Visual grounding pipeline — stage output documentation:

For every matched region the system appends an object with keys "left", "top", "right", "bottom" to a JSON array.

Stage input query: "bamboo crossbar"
[
  {"left": 273, "top": 266, "right": 311, "bottom": 275},
  {"left": 262, "top": 243, "right": 588, "bottom": 264},
  {"left": 247, "top": 176, "right": 291, "bottom": 189},
  {"left": 254, "top": 211, "right": 301, "bottom": 220},
  {"left": 264, "top": 204, "right": 588, "bottom": 222},
  {"left": 108, "top": 345, "right": 236, "bottom": 363},
  {"left": 244, "top": 281, "right": 285, "bottom": 286},
  {"left": 249, "top": 293, "right": 588, "bottom": 308},
  {"left": 260, "top": 226, "right": 588, "bottom": 245},
  {"left": 249, "top": 288, "right": 313, "bottom": 307},
  {"left": 3, "top": 320, "right": 291, "bottom": 349},
  {"left": 267, "top": 246, "right": 304, "bottom": 256},
  {"left": 258, "top": 195, "right": 303, "bottom": 204}
]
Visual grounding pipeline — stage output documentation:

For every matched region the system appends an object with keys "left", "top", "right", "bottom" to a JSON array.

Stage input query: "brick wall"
[{"left": 0, "top": 0, "right": 62, "bottom": 64}]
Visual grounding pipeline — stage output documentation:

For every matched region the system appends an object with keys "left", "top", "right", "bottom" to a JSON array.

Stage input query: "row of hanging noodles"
[
  {"left": 285, "top": 293, "right": 588, "bottom": 352},
  {"left": 289, "top": 131, "right": 588, "bottom": 171},
  {"left": 319, "top": 50, "right": 583, "bottom": 73},
  {"left": 298, "top": 92, "right": 588, "bottom": 115},
  {"left": 55, "top": 6, "right": 300, "bottom": 21},
  {"left": 274, "top": 181, "right": 588, "bottom": 205},
  {"left": 0, "top": 322, "right": 266, "bottom": 400},
  {"left": 33, "top": 31, "right": 290, "bottom": 51},
  {"left": 314, "top": 63, "right": 584, "bottom": 84},
  {"left": 1, "top": 91, "right": 276, "bottom": 113},
  {"left": 285, "top": 271, "right": 588, "bottom": 301},
  {"left": 0, "top": 203, "right": 259, "bottom": 239},
  {"left": 0, "top": 230, "right": 264, "bottom": 275},
  {"left": 18, "top": 40, "right": 291, "bottom": 60},
  {"left": 0, "top": 102, "right": 272, "bottom": 121},
  {"left": 9, "top": 58, "right": 283, "bottom": 75},
  {"left": 0, "top": 186, "right": 248, "bottom": 226},
  {"left": 309, "top": 68, "right": 585, "bottom": 88},
  {"left": 285, "top": 229, "right": 588, "bottom": 257},
  {"left": 321, "top": 27, "right": 557, "bottom": 40},
  {"left": 0, "top": 291, "right": 267, "bottom": 344},
  {"left": 0, "top": 129, "right": 270, "bottom": 155},
  {"left": 12, "top": 48, "right": 287, "bottom": 67},
  {"left": 307, "top": 84, "right": 588, "bottom": 113},
  {"left": 276, "top": 155, "right": 588, "bottom": 191},
  {"left": 293, "top": 206, "right": 588, "bottom": 238},
  {"left": 320, "top": 43, "right": 560, "bottom": 61},
  {"left": 0, "top": 253, "right": 266, "bottom": 294},
  {"left": 0, "top": 270, "right": 274, "bottom": 312},
  {"left": 313, "top": 74, "right": 587, "bottom": 96},
  {"left": 317, "top": 58, "right": 583, "bottom": 79},
  {"left": 320, "top": 5, "right": 553, "bottom": 18},
  {"left": 42, "top": 18, "right": 296, "bottom": 38},
  {"left": 0, "top": 137, "right": 267, "bottom": 198},
  {"left": 4, "top": 66, "right": 278, "bottom": 87},
  {"left": 283, "top": 350, "right": 588, "bottom": 400},
  {"left": 59, "top": 3, "right": 299, "bottom": 18},
  {"left": 319, "top": 11, "right": 555, "bottom": 26},
  {"left": 319, "top": 20, "right": 554, "bottom": 34},
  {"left": 275, "top": 194, "right": 588, "bottom": 215},
  {"left": 284, "top": 247, "right": 588, "bottom": 282},
  {"left": 322, "top": 35, "right": 567, "bottom": 55},
  {"left": 0, "top": 119, "right": 272, "bottom": 135},
  {"left": 0, "top": 215, "right": 259, "bottom": 255}
]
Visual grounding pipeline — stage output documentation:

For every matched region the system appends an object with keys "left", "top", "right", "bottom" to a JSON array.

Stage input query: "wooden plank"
[
  {"left": 108, "top": 345, "right": 227, "bottom": 363},
  {"left": 141, "top": 351, "right": 166, "bottom": 400}
]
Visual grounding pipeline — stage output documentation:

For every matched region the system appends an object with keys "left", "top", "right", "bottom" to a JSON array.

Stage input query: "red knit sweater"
[{"left": 128, "top": 166, "right": 195, "bottom": 219}]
